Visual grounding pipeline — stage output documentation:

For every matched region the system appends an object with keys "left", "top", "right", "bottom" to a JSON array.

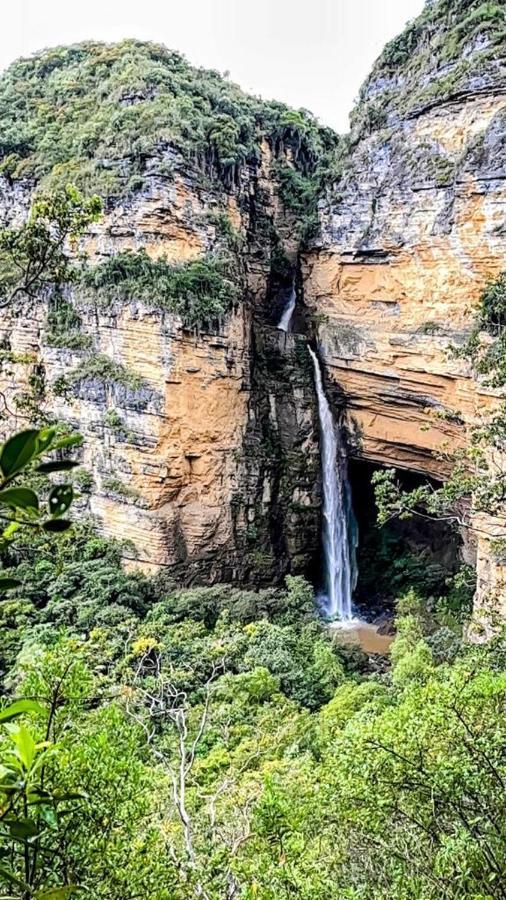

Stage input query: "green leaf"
[
  {"left": 8, "top": 818, "right": 40, "bottom": 840},
  {"left": 37, "top": 460, "right": 78, "bottom": 474},
  {"left": 26, "top": 788, "right": 52, "bottom": 804},
  {"left": 0, "top": 488, "right": 39, "bottom": 512},
  {"left": 36, "top": 427, "right": 56, "bottom": 454},
  {"left": 48, "top": 484, "right": 73, "bottom": 517},
  {"left": 42, "top": 519, "right": 72, "bottom": 533},
  {"left": 0, "top": 700, "right": 45, "bottom": 723},
  {"left": 0, "top": 578, "right": 21, "bottom": 592},
  {"left": 8, "top": 724, "right": 36, "bottom": 770},
  {"left": 40, "top": 805, "right": 58, "bottom": 828},
  {"left": 51, "top": 791, "right": 86, "bottom": 803},
  {"left": 1, "top": 522, "right": 20, "bottom": 540},
  {"left": 34, "top": 888, "right": 78, "bottom": 899},
  {"left": 0, "top": 430, "right": 39, "bottom": 479},
  {"left": 50, "top": 434, "right": 83, "bottom": 450}
]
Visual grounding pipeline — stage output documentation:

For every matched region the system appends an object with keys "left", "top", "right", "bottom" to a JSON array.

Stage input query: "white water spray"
[
  {"left": 308, "top": 347, "right": 357, "bottom": 620},
  {"left": 277, "top": 285, "right": 296, "bottom": 332}
]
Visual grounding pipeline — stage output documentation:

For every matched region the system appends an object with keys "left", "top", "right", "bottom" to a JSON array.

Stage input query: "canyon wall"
[
  {"left": 303, "top": 1, "right": 506, "bottom": 632},
  {"left": 0, "top": 141, "right": 320, "bottom": 585},
  {"left": 0, "top": 7, "right": 505, "bottom": 628}
]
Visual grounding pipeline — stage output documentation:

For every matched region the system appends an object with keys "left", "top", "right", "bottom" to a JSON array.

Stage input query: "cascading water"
[
  {"left": 277, "top": 284, "right": 296, "bottom": 332},
  {"left": 308, "top": 347, "right": 357, "bottom": 620}
]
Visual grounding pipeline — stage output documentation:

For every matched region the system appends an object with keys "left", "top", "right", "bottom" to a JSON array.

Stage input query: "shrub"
[
  {"left": 54, "top": 353, "right": 144, "bottom": 394},
  {"left": 82, "top": 250, "right": 239, "bottom": 329},
  {"left": 102, "top": 475, "right": 141, "bottom": 502},
  {"left": 45, "top": 294, "right": 93, "bottom": 350},
  {"left": 480, "top": 270, "right": 506, "bottom": 333}
]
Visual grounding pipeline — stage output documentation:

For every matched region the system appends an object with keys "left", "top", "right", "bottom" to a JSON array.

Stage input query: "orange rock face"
[
  {"left": 0, "top": 145, "right": 320, "bottom": 585},
  {"left": 303, "top": 86, "right": 506, "bottom": 630}
]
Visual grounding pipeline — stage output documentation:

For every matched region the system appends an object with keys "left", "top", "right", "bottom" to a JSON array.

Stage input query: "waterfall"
[
  {"left": 308, "top": 347, "right": 357, "bottom": 621},
  {"left": 277, "top": 284, "right": 296, "bottom": 332}
]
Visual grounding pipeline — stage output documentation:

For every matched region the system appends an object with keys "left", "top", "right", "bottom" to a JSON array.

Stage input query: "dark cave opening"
[{"left": 348, "top": 460, "right": 464, "bottom": 618}]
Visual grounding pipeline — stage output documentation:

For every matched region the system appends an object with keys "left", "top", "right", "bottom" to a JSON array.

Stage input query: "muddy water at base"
[{"left": 330, "top": 621, "right": 394, "bottom": 656}]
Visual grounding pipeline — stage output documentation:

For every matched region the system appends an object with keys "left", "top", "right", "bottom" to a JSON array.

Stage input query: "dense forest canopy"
[
  {"left": 0, "top": 508, "right": 503, "bottom": 898},
  {"left": 0, "top": 39, "right": 337, "bottom": 198}
]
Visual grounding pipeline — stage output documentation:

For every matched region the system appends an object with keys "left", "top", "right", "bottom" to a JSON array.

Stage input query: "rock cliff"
[
  {"left": 0, "top": 6, "right": 505, "bottom": 624},
  {"left": 303, "top": 0, "right": 506, "bottom": 627},
  {"left": 0, "top": 41, "right": 330, "bottom": 584}
]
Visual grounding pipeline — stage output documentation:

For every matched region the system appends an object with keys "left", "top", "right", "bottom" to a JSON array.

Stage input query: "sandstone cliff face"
[
  {"left": 0, "top": 141, "right": 320, "bottom": 584},
  {"left": 303, "top": 0, "right": 506, "bottom": 628}
]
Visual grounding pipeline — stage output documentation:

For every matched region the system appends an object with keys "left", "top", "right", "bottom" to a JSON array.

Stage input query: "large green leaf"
[
  {"left": 42, "top": 519, "right": 71, "bottom": 533},
  {"left": 7, "top": 818, "right": 40, "bottom": 840},
  {"left": 0, "top": 700, "right": 45, "bottom": 723},
  {"left": 0, "top": 430, "right": 39, "bottom": 479},
  {"left": 48, "top": 484, "right": 73, "bottom": 518},
  {"left": 35, "top": 427, "right": 56, "bottom": 454},
  {"left": 50, "top": 434, "right": 82, "bottom": 451},
  {"left": 37, "top": 460, "right": 78, "bottom": 474},
  {"left": 0, "top": 488, "right": 39, "bottom": 511},
  {"left": 8, "top": 724, "right": 36, "bottom": 770}
]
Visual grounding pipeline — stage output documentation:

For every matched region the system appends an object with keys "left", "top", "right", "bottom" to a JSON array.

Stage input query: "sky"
[{"left": 3, "top": 0, "right": 425, "bottom": 132}]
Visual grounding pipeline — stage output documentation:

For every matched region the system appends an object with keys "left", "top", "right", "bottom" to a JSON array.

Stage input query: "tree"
[
  {"left": 0, "top": 185, "right": 101, "bottom": 309},
  {"left": 0, "top": 423, "right": 82, "bottom": 899},
  {"left": 126, "top": 639, "right": 224, "bottom": 895}
]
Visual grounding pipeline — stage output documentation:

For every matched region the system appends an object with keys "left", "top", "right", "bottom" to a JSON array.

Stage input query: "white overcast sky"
[{"left": 2, "top": 0, "right": 425, "bottom": 132}]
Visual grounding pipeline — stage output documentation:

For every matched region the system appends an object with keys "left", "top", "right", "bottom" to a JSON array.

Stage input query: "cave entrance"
[{"left": 348, "top": 460, "right": 463, "bottom": 619}]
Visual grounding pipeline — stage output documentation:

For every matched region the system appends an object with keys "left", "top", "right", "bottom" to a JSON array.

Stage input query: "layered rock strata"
[{"left": 303, "top": 0, "right": 506, "bottom": 629}]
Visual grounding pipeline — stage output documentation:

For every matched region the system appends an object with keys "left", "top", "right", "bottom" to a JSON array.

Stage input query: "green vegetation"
[
  {"left": 82, "top": 250, "right": 239, "bottom": 329},
  {"left": 0, "top": 185, "right": 101, "bottom": 310},
  {"left": 205, "top": 211, "right": 242, "bottom": 249},
  {"left": 0, "top": 40, "right": 337, "bottom": 198},
  {"left": 71, "top": 466, "right": 93, "bottom": 494},
  {"left": 0, "top": 509, "right": 504, "bottom": 898},
  {"left": 356, "top": 522, "right": 474, "bottom": 615},
  {"left": 103, "top": 408, "right": 135, "bottom": 442},
  {"left": 480, "top": 269, "right": 506, "bottom": 333},
  {"left": 102, "top": 475, "right": 141, "bottom": 501},
  {"left": 0, "top": 426, "right": 80, "bottom": 568},
  {"left": 353, "top": 0, "right": 506, "bottom": 135},
  {"left": 461, "top": 272, "right": 506, "bottom": 389},
  {"left": 275, "top": 164, "right": 319, "bottom": 239},
  {"left": 45, "top": 294, "right": 92, "bottom": 350},
  {"left": 54, "top": 353, "right": 145, "bottom": 395}
]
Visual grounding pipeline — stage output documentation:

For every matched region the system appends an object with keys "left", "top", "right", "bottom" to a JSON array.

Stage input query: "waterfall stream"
[
  {"left": 277, "top": 285, "right": 296, "bottom": 332},
  {"left": 308, "top": 347, "right": 357, "bottom": 620}
]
